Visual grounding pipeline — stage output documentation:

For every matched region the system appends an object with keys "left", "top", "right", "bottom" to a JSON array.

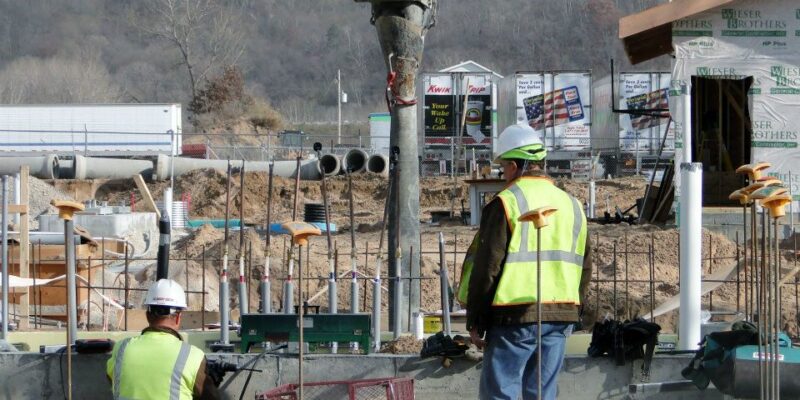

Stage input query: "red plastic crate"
[{"left": 257, "top": 377, "right": 414, "bottom": 400}]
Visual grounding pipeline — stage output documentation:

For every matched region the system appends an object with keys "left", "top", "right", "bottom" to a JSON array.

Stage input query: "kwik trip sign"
[{"left": 423, "top": 74, "right": 492, "bottom": 143}]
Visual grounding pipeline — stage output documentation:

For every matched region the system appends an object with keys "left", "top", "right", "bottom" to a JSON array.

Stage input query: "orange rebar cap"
[
  {"left": 728, "top": 189, "right": 750, "bottom": 205},
  {"left": 750, "top": 186, "right": 787, "bottom": 201},
  {"left": 281, "top": 221, "right": 322, "bottom": 246},
  {"left": 50, "top": 200, "right": 85, "bottom": 221},
  {"left": 762, "top": 193, "right": 792, "bottom": 219},
  {"left": 735, "top": 162, "right": 771, "bottom": 181},
  {"left": 519, "top": 206, "right": 558, "bottom": 229}
]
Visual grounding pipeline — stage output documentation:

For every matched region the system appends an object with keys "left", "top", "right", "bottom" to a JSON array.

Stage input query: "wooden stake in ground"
[{"left": 132, "top": 174, "right": 160, "bottom": 219}]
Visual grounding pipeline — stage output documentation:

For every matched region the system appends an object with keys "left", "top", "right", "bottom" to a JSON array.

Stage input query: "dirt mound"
[
  {"left": 584, "top": 225, "right": 739, "bottom": 332},
  {"left": 380, "top": 335, "right": 423, "bottom": 354},
  {"left": 557, "top": 175, "right": 649, "bottom": 217}
]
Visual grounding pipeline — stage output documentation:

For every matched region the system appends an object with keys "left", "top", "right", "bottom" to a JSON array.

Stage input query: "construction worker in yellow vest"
[
  {"left": 107, "top": 279, "right": 220, "bottom": 399},
  {"left": 466, "top": 123, "right": 592, "bottom": 400}
]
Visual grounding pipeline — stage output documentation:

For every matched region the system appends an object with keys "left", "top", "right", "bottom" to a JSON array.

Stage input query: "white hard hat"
[
  {"left": 144, "top": 279, "right": 187, "bottom": 310},
  {"left": 493, "top": 123, "right": 546, "bottom": 163}
]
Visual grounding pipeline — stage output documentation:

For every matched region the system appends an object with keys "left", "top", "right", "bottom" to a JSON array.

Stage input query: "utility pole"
[
  {"left": 337, "top": 69, "right": 342, "bottom": 145},
  {"left": 355, "top": 0, "right": 437, "bottom": 332}
]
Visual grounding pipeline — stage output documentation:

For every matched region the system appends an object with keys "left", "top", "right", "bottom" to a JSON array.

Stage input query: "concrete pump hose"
[{"left": 342, "top": 149, "right": 369, "bottom": 174}]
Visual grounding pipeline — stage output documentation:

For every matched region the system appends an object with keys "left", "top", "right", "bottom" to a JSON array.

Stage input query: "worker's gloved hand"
[{"left": 206, "top": 360, "right": 237, "bottom": 387}]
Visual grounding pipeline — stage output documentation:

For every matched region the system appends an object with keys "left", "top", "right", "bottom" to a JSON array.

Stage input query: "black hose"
[{"left": 215, "top": 344, "right": 288, "bottom": 398}]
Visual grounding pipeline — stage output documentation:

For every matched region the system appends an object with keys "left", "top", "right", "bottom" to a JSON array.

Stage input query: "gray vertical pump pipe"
[
  {"left": 1, "top": 177, "right": 8, "bottom": 340},
  {"left": 358, "top": 0, "right": 436, "bottom": 332}
]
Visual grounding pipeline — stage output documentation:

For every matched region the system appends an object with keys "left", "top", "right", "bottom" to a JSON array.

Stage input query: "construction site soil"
[{"left": 86, "top": 172, "right": 800, "bottom": 345}]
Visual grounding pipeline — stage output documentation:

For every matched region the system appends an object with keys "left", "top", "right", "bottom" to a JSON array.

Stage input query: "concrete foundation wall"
[
  {"left": 0, "top": 352, "right": 721, "bottom": 399},
  {"left": 38, "top": 212, "right": 158, "bottom": 257}
]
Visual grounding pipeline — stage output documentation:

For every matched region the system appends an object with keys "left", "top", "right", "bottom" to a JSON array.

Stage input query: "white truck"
[{"left": 0, "top": 103, "right": 182, "bottom": 156}]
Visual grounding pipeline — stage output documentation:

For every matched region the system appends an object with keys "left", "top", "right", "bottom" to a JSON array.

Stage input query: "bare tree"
[
  {"left": 0, "top": 56, "right": 122, "bottom": 103},
  {"left": 131, "top": 0, "right": 245, "bottom": 102}
]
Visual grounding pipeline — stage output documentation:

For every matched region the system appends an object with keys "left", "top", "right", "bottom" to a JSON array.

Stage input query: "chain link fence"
[{"left": 184, "top": 132, "right": 390, "bottom": 162}]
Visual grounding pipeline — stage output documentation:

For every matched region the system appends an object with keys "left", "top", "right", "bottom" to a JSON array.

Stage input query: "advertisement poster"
[
  {"left": 515, "top": 73, "right": 591, "bottom": 151},
  {"left": 619, "top": 73, "right": 673, "bottom": 153},
  {"left": 423, "top": 74, "right": 455, "bottom": 138},
  {"left": 423, "top": 73, "right": 492, "bottom": 146}
]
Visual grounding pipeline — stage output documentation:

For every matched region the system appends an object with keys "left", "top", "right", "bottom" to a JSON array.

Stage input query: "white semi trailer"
[{"left": 0, "top": 103, "right": 182, "bottom": 156}]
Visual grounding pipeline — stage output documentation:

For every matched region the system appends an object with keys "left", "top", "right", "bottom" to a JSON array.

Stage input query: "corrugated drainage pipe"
[
  {"left": 342, "top": 149, "right": 369, "bottom": 173},
  {"left": 0, "top": 155, "right": 59, "bottom": 179},
  {"left": 317, "top": 154, "right": 341, "bottom": 177},
  {"left": 72, "top": 155, "right": 154, "bottom": 180},
  {"left": 366, "top": 154, "right": 389, "bottom": 176},
  {"left": 154, "top": 155, "right": 321, "bottom": 181}
]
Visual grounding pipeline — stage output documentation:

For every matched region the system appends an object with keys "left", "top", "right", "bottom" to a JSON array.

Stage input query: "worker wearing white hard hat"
[
  {"left": 466, "top": 123, "right": 592, "bottom": 400},
  {"left": 107, "top": 279, "right": 220, "bottom": 399}
]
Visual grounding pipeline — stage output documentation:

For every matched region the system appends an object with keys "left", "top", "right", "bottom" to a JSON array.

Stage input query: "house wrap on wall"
[{"left": 620, "top": 0, "right": 800, "bottom": 207}]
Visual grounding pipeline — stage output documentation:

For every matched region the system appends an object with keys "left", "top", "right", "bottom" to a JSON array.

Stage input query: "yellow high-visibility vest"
[
  {"left": 492, "top": 176, "right": 587, "bottom": 306},
  {"left": 456, "top": 233, "right": 480, "bottom": 306},
  {"left": 106, "top": 331, "right": 205, "bottom": 400}
]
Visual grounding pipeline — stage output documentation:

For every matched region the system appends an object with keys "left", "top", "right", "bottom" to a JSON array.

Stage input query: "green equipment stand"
[{"left": 240, "top": 313, "right": 372, "bottom": 353}]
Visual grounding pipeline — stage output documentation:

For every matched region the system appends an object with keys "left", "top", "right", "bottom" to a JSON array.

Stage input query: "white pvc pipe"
[
  {"left": 681, "top": 82, "right": 692, "bottom": 163},
  {"left": 679, "top": 162, "right": 702, "bottom": 350},
  {"left": 163, "top": 187, "right": 173, "bottom": 223},
  {"left": 588, "top": 180, "right": 596, "bottom": 219}
]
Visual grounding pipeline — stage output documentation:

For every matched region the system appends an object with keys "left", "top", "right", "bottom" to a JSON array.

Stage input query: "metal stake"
[
  {"left": 439, "top": 233, "right": 451, "bottom": 336},
  {"left": 1, "top": 176, "right": 8, "bottom": 341},
  {"left": 239, "top": 162, "right": 248, "bottom": 314}
]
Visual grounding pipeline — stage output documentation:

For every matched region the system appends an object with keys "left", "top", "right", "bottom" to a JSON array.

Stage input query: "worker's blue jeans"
[{"left": 479, "top": 322, "right": 573, "bottom": 400}]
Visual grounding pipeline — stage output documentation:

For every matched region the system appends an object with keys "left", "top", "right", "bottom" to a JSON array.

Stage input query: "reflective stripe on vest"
[
  {"left": 110, "top": 332, "right": 202, "bottom": 400},
  {"left": 492, "top": 177, "right": 587, "bottom": 306},
  {"left": 113, "top": 338, "right": 132, "bottom": 400}
]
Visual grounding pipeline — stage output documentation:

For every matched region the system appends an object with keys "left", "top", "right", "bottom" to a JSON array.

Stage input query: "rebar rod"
[
  {"left": 393, "top": 248, "right": 402, "bottom": 340},
  {"left": 202, "top": 245, "right": 206, "bottom": 330},
  {"left": 1, "top": 176, "right": 7, "bottom": 340},
  {"left": 239, "top": 162, "right": 248, "bottom": 314},
  {"left": 772, "top": 217, "right": 781, "bottom": 399},
  {"left": 439, "top": 233, "right": 451, "bottom": 336},
  {"left": 613, "top": 243, "right": 618, "bottom": 319},
  {"left": 625, "top": 233, "right": 629, "bottom": 319}
]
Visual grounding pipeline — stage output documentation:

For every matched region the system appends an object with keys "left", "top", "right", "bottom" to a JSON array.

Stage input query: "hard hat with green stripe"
[{"left": 493, "top": 123, "right": 546, "bottom": 163}]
